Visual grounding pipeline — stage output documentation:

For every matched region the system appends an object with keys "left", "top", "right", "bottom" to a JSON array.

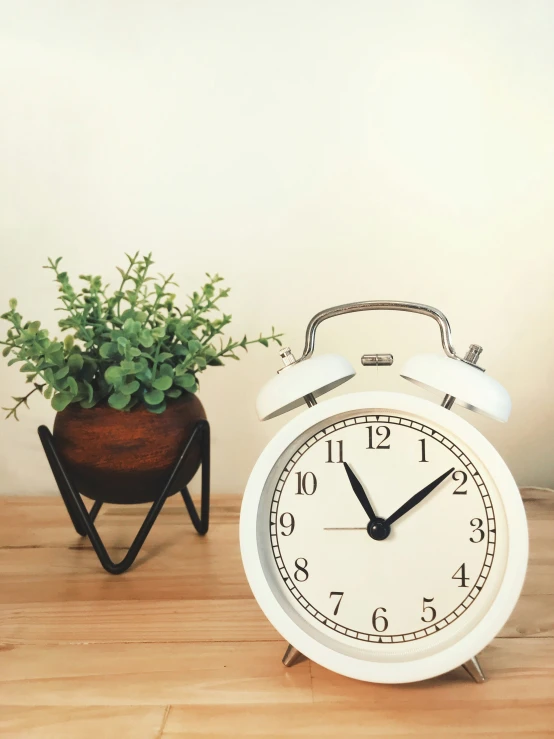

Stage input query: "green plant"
[{"left": 1, "top": 253, "right": 282, "bottom": 418}]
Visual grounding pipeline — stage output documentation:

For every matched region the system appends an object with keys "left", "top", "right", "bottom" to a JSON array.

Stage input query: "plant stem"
[
  {"left": 144, "top": 274, "right": 174, "bottom": 325},
  {"left": 3, "top": 383, "right": 44, "bottom": 420},
  {"left": 150, "top": 343, "right": 162, "bottom": 382},
  {"left": 116, "top": 252, "right": 139, "bottom": 317}
]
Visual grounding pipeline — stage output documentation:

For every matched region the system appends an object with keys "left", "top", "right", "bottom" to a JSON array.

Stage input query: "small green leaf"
[
  {"left": 146, "top": 401, "right": 167, "bottom": 414},
  {"left": 45, "top": 341, "right": 63, "bottom": 356},
  {"left": 80, "top": 398, "right": 97, "bottom": 409},
  {"left": 144, "top": 388, "right": 164, "bottom": 405},
  {"left": 51, "top": 392, "right": 73, "bottom": 412},
  {"left": 188, "top": 340, "right": 202, "bottom": 353},
  {"left": 174, "top": 373, "right": 196, "bottom": 389},
  {"left": 176, "top": 323, "right": 192, "bottom": 342},
  {"left": 2, "top": 346, "right": 10, "bottom": 357},
  {"left": 152, "top": 375, "right": 172, "bottom": 391},
  {"left": 120, "top": 360, "right": 136, "bottom": 374},
  {"left": 68, "top": 353, "right": 84, "bottom": 373},
  {"left": 158, "top": 363, "right": 174, "bottom": 377},
  {"left": 83, "top": 380, "right": 94, "bottom": 403},
  {"left": 55, "top": 366, "right": 69, "bottom": 379},
  {"left": 64, "top": 335, "right": 74, "bottom": 351},
  {"left": 9, "top": 298, "right": 17, "bottom": 310},
  {"left": 121, "top": 380, "right": 140, "bottom": 395},
  {"left": 165, "top": 388, "right": 182, "bottom": 399},
  {"left": 66, "top": 376, "right": 78, "bottom": 395},
  {"left": 43, "top": 385, "right": 53, "bottom": 400},
  {"left": 99, "top": 342, "right": 118, "bottom": 359},
  {"left": 104, "top": 366, "right": 123, "bottom": 385},
  {"left": 125, "top": 397, "right": 139, "bottom": 411},
  {"left": 123, "top": 318, "right": 139, "bottom": 334},
  {"left": 138, "top": 329, "right": 154, "bottom": 348},
  {"left": 108, "top": 392, "right": 130, "bottom": 410}
]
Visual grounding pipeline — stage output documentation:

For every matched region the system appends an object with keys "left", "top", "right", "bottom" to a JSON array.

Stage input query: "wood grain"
[
  {"left": 0, "top": 642, "right": 312, "bottom": 706},
  {"left": 0, "top": 599, "right": 278, "bottom": 645},
  {"left": 0, "top": 707, "right": 167, "bottom": 739},
  {"left": 164, "top": 704, "right": 554, "bottom": 738},
  {"left": 0, "top": 487, "right": 552, "bottom": 738}
]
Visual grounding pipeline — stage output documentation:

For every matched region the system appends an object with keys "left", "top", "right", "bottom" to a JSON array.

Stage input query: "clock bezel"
[{"left": 240, "top": 391, "right": 528, "bottom": 683}]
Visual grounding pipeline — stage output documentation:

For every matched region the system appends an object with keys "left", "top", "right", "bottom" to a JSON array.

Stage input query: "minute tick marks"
[{"left": 271, "top": 413, "right": 496, "bottom": 642}]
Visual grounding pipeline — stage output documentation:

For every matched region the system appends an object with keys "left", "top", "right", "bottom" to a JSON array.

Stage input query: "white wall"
[{"left": 1, "top": 0, "right": 553, "bottom": 495}]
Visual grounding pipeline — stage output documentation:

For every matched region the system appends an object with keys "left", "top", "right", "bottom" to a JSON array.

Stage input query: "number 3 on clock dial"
[{"left": 270, "top": 412, "right": 497, "bottom": 643}]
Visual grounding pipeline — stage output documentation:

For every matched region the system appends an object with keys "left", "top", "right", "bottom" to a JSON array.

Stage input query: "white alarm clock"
[{"left": 240, "top": 301, "right": 528, "bottom": 684}]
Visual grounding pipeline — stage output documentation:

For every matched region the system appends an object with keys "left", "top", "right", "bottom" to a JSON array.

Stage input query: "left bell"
[{"left": 256, "top": 354, "right": 355, "bottom": 420}]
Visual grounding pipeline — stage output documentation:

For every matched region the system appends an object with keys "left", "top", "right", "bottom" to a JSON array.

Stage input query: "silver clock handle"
[{"left": 298, "top": 300, "right": 460, "bottom": 362}]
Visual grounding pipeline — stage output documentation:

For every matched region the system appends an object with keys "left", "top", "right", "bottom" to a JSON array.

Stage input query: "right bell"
[{"left": 400, "top": 353, "right": 511, "bottom": 422}]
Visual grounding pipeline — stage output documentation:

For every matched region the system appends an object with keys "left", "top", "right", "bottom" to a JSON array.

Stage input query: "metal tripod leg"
[{"left": 37, "top": 420, "right": 210, "bottom": 574}]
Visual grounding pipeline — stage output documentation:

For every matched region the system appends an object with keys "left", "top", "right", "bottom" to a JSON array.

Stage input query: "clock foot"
[
  {"left": 282, "top": 644, "right": 307, "bottom": 668},
  {"left": 461, "top": 656, "right": 486, "bottom": 683}
]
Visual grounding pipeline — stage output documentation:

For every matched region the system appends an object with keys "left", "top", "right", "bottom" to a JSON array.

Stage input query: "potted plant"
[{"left": 1, "top": 253, "right": 282, "bottom": 504}]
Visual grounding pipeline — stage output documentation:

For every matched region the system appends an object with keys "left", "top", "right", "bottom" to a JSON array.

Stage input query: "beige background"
[{"left": 0, "top": 1, "right": 553, "bottom": 495}]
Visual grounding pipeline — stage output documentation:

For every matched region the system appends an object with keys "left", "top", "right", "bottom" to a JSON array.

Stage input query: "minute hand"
[{"left": 385, "top": 467, "right": 454, "bottom": 527}]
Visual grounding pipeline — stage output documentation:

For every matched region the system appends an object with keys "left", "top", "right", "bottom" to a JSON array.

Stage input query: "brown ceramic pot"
[{"left": 52, "top": 393, "right": 206, "bottom": 504}]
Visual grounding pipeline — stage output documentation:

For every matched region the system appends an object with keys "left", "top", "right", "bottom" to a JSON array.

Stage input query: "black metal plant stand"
[{"left": 37, "top": 420, "right": 210, "bottom": 575}]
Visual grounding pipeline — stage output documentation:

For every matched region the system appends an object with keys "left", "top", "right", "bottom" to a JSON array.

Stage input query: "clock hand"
[
  {"left": 385, "top": 467, "right": 455, "bottom": 527},
  {"left": 342, "top": 462, "right": 377, "bottom": 522}
]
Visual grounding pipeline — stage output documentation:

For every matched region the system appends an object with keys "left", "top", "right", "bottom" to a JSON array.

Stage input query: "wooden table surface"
[{"left": 0, "top": 488, "right": 552, "bottom": 738}]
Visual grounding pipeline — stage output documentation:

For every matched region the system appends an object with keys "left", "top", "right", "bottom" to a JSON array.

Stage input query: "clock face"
[{"left": 256, "top": 406, "right": 510, "bottom": 662}]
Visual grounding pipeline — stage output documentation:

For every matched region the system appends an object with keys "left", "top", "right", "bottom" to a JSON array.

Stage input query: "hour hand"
[{"left": 343, "top": 462, "right": 377, "bottom": 522}]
